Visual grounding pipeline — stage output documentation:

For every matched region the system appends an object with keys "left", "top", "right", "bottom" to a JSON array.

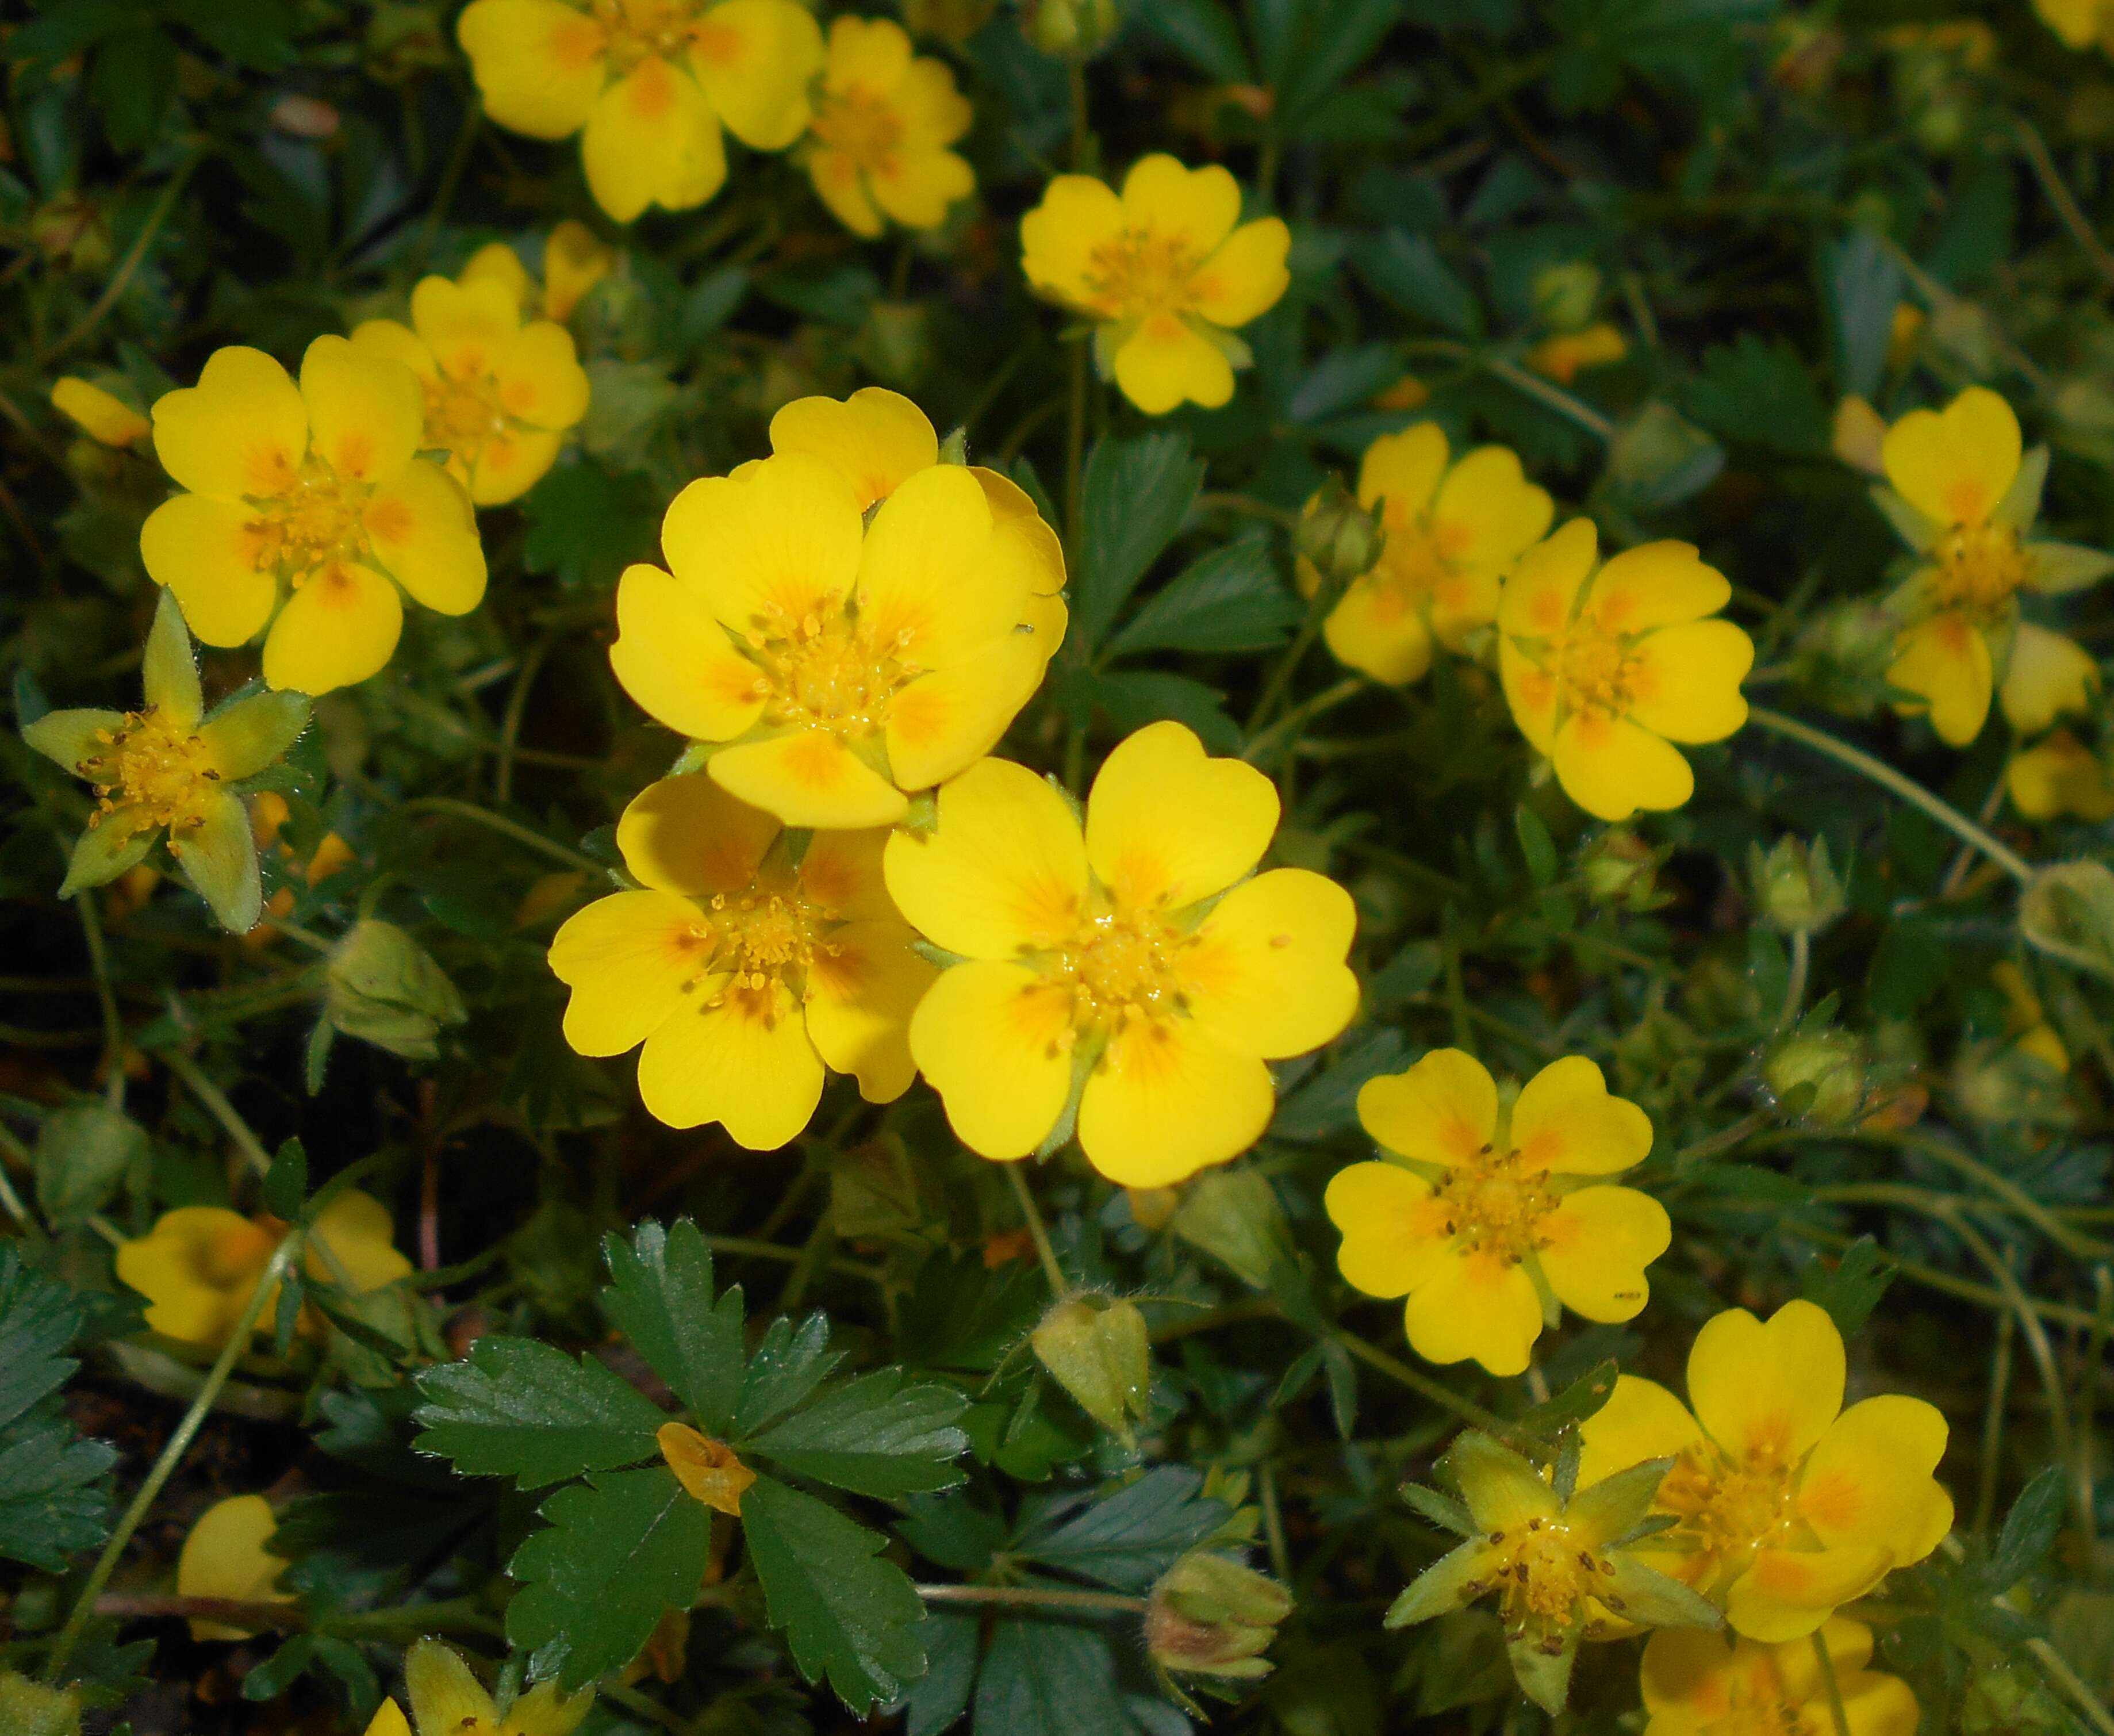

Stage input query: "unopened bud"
[
  {"left": 1295, "top": 477, "right": 1386, "bottom": 589},
  {"left": 1749, "top": 836, "right": 1846, "bottom": 935},
  {"left": 904, "top": 0, "right": 997, "bottom": 43},
  {"left": 2023, "top": 861, "right": 2114, "bottom": 986},
  {"left": 856, "top": 300, "right": 932, "bottom": 385},
  {"left": 1031, "top": 1295, "right": 1150, "bottom": 1445},
  {"left": 1960, "top": 1658, "right": 2070, "bottom": 1736},
  {"left": 1579, "top": 829, "right": 1666, "bottom": 912},
  {"left": 1952, "top": 1040, "right": 2074, "bottom": 1128},
  {"left": 0, "top": 1673, "right": 79, "bottom": 1736},
  {"left": 1763, "top": 1028, "right": 1868, "bottom": 1126},
  {"left": 325, "top": 919, "right": 467, "bottom": 1060},
  {"left": 1531, "top": 263, "right": 1600, "bottom": 334},
  {"left": 1171, "top": 1170, "right": 1288, "bottom": 1289},
  {"left": 1145, "top": 1551, "right": 1292, "bottom": 1680},
  {"left": 1021, "top": 0, "right": 1121, "bottom": 57},
  {"left": 30, "top": 196, "right": 111, "bottom": 274}
]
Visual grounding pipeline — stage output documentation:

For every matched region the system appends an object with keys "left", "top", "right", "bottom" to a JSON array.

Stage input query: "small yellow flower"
[
  {"left": 352, "top": 272, "right": 591, "bottom": 505},
  {"left": 2036, "top": 0, "right": 2114, "bottom": 52},
  {"left": 114, "top": 1191, "right": 413, "bottom": 1350},
  {"left": 804, "top": 17, "right": 974, "bottom": 238},
  {"left": 1303, "top": 423, "right": 1552, "bottom": 686},
  {"left": 176, "top": 1494, "right": 296, "bottom": 1641},
  {"left": 1642, "top": 1619, "right": 1919, "bottom": 1736},
  {"left": 547, "top": 775, "right": 935, "bottom": 1148},
  {"left": 1524, "top": 322, "right": 1627, "bottom": 384},
  {"left": 400, "top": 1638, "right": 592, "bottom": 1736},
  {"left": 460, "top": 220, "right": 617, "bottom": 324},
  {"left": 1831, "top": 394, "right": 1887, "bottom": 476},
  {"left": 1877, "top": 386, "right": 2114, "bottom": 745},
  {"left": 1328, "top": 1049, "right": 1667, "bottom": 1378},
  {"left": 51, "top": 376, "right": 151, "bottom": 447},
  {"left": 454, "top": 0, "right": 823, "bottom": 223},
  {"left": 883, "top": 722, "right": 1360, "bottom": 1186},
  {"left": 140, "top": 340, "right": 488, "bottom": 695},
  {"left": 363, "top": 1701, "right": 413, "bottom": 1736},
  {"left": 1021, "top": 154, "right": 1290, "bottom": 415},
  {"left": 1576, "top": 1299, "right": 1954, "bottom": 1642},
  {"left": 1993, "top": 961, "right": 2070, "bottom": 1075},
  {"left": 23, "top": 592, "right": 310, "bottom": 933},
  {"left": 608, "top": 446, "right": 1061, "bottom": 827},
  {"left": 2008, "top": 727, "right": 2114, "bottom": 822},
  {"left": 657, "top": 1420, "right": 757, "bottom": 1513},
  {"left": 1498, "top": 520, "right": 1753, "bottom": 822}
]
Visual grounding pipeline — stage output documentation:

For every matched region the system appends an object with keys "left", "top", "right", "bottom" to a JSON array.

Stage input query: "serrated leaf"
[
  {"left": 1513, "top": 1359, "right": 1620, "bottom": 1442},
  {"left": 506, "top": 1466, "right": 711, "bottom": 1692},
  {"left": 1014, "top": 1466, "right": 1229, "bottom": 1592},
  {"left": 600, "top": 1219, "right": 746, "bottom": 1433},
  {"left": 734, "top": 1310, "right": 843, "bottom": 1436},
  {"left": 0, "top": 1248, "right": 85, "bottom": 1434},
  {"left": 745, "top": 1370, "right": 969, "bottom": 1498},
  {"left": 1076, "top": 434, "right": 1207, "bottom": 652},
  {"left": 1797, "top": 1235, "right": 1895, "bottom": 1338},
  {"left": 0, "top": 1421, "right": 115, "bottom": 1571},
  {"left": 741, "top": 1473, "right": 929, "bottom": 1714},
  {"left": 32, "top": 1103, "right": 144, "bottom": 1229},
  {"left": 412, "top": 1337, "right": 665, "bottom": 1488},
  {"left": 521, "top": 461, "right": 661, "bottom": 591},
  {"left": 1353, "top": 230, "right": 1482, "bottom": 336},
  {"left": 1685, "top": 333, "right": 1828, "bottom": 456},
  {"left": 974, "top": 1615, "right": 1133, "bottom": 1735},
  {"left": 1106, "top": 536, "right": 1302, "bottom": 658},
  {"left": 1987, "top": 1465, "right": 2066, "bottom": 1589}
]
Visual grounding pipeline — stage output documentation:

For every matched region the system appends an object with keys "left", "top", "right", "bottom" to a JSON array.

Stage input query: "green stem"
[
  {"left": 917, "top": 1582, "right": 1145, "bottom": 1614},
  {"left": 416, "top": 102, "right": 482, "bottom": 262},
  {"left": 1810, "top": 1629, "right": 1854, "bottom": 1736},
  {"left": 1246, "top": 580, "right": 1342, "bottom": 738},
  {"left": 162, "top": 1050, "right": 273, "bottom": 1180},
  {"left": 46, "top": 1227, "right": 305, "bottom": 1681},
  {"left": 1792, "top": 1223, "right": 2101, "bottom": 1331},
  {"left": 1973, "top": 1301, "right": 2014, "bottom": 1538},
  {"left": 43, "top": 150, "right": 202, "bottom": 364},
  {"left": 1244, "top": 676, "right": 1363, "bottom": 766},
  {"left": 1863, "top": 1130, "right": 2113, "bottom": 1261},
  {"left": 75, "top": 888, "right": 126, "bottom": 1110},
  {"left": 1482, "top": 357, "right": 1613, "bottom": 440},
  {"left": 1946, "top": 1213, "right": 2073, "bottom": 1483},
  {"left": 1331, "top": 1328, "right": 1528, "bottom": 1449},
  {"left": 1064, "top": 339, "right": 1088, "bottom": 551},
  {"left": 1747, "top": 707, "right": 2035, "bottom": 884},
  {"left": 2028, "top": 1637, "right": 2114, "bottom": 1736},
  {"left": 1775, "top": 928, "right": 1809, "bottom": 1035},
  {"left": 397, "top": 797, "right": 604, "bottom": 874},
  {"left": 2014, "top": 118, "right": 2114, "bottom": 292},
  {"left": 1006, "top": 1162, "right": 1069, "bottom": 1300}
]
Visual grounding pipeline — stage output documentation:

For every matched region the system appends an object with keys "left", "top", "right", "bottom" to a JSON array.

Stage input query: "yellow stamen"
[{"left": 75, "top": 706, "right": 221, "bottom": 838}]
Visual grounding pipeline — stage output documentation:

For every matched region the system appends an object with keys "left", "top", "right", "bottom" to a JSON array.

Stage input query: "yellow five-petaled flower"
[
  {"left": 883, "top": 721, "right": 1360, "bottom": 1187},
  {"left": 363, "top": 1638, "right": 592, "bottom": 1736},
  {"left": 1327, "top": 1048, "right": 1669, "bottom": 1377},
  {"left": 804, "top": 17, "right": 974, "bottom": 237},
  {"left": 1643, "top": 1619, "right": 1919, "bottom": 1736},
  {"left": 1022, "top": 154, "right": 1290, "bottom": 415}
]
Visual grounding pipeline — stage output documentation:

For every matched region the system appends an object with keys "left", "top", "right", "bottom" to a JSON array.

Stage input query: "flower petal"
[
  {"left": 549, "top": 889, "right": 715, "bottom": 1055},
  {"left": 1357, "top": 1047, "right": 1497, "bottom": 1167},
  {"left": 177, "top": 1495, "right": 289, "bottom": 1640},
  {"left": 1020, "top": 174, "right": 1126, "bottom": 313},
  {"left": 141, "top": 587, "right": 204, "bottom": 727},
  {"left": 308, "top": 1190, "right": 412, "bottom": 1292},
  {"left": 1449, "top": 1429, "right": 1562, "bottom": 1529},
  {"left": 583, "top": 59, "right": 727, "bottom": 223},
  {"left": 1796, "top": 1396, "right": 1953, "bottom": 1562},
  {"left": 856, "top": 463, "right": 1016, "bottom": 668},
  {"left": 1112, "top": 315, "right": 1235, "bottom": 415},
  {"left": 883, "top": 756, "right": 1087, "bottom": 957},
  {"left": 116, "top": 1207, "right": 273, "bottom": 1346},
  {"left": 1325, "top": 1161, "right": 1451, "bottom": 1299},
  {"left": 170, "top": 788, "right": 263, "bottom": 932},
  {"left": 300, "top": 334, "right": 422, "bottom": 484},
  {"left": 1576, "top": 1375, "right": 1704, "bottom": 1490},
  {"left": 1406, "top": 1248, "right": 1543, "bottom": 1373},
  {"left": 1324, "top": 574, "right": 1437, "bottom": 685},
  {"left": 1724, "top": 1544, "right": 1893, "bottom": 1643},
  {"left": 140, "top": 495, "right": 278, "bottom": 648},
  {"left": 59, "top": 818, "right": 156, "bottom": 899},
  {"left": 1499, "top": 637, "right": 1559, "bottom": 754},
  {"left": 614, "top": 775, "right": 778, "bottom": 896},
  {"left": 660, "top": 454, "right": 864, "bottom": 638},
  {"left": 461, "top": 240, "right": 532, "bottom": 308},
  {"left": 808, "top": 150, "right": 882, "bottom": 238},
  {"left": 884, "top": 631, "right": 1045, "bottom": 792},
  {"left": 1626, "top": 619, "right": 1754, "bottom": 744},
  {"left": 410, "top": 275, "right": 520, "bottom": 381},
  {"left": 350, "top": 316, "right": 438, "bottom": 385},
  {"left": 1499, "top": 517, "right": 1599, "bottom": 638},
  {"left": 1999, "top": 620, "right": 2098, "bottom": 734},
  {"left": 470, "top": 427, "right": 565, "bottom": 505},
  {"left": 261, "top": 564, "right": 403, "bottom": 695},
  {"left": 1882, "top": 385, "right": 2020, "bottom": 529},
  {"left": 199, "top": 692, "right": 310, "bottom": 780},
  {"left": 688, "top": 0, "right": 824, "bottom": 150},
  {"left": 804, "top": 918, "right": 936, "bottom": 1102},
  {"left": 1430, "top": 445, "right": 1555, "bottom": 572},
  {"left": 1187, "top": 218, "right": 1290, "bottom": 329},
  {"left": 796, "top": 826, "right": 895, "bottom": 923},
  {"left": 1510, "top": 1054, "right": 1652, "bottom": 1175},
  {"left": 1587, "top": 541, "right": 1731, "bottom": 635},
  {"left": 907, "top": 959, "right": 1074, "bottom": 1158},
  {"left": 1359, "top": 422, "right": 1450, "bottom": 517},
  {"left": 769, "top": 388, "right": 937, "bottom": 511},
  {"left": 1536, "top": 1185, "right": 1669, "bottom": 1321},
  {"left": 870, "top": 145, "right": 975, "bottom": 232},
  {"left": 1552, "top": 711, "right": 1695, "bottom": 822},
  {"left": 636, "top": 982, "right": 823, "bottom": 1147},
  {"left": 540, "top": 221, "right": 612, "bottom": 323},
  {"left": 608, "top": 563, "right": 768, "bottom": 741},
  {"left": 1120, "top": 154, "right": 1241, "bottom": 259},
  {"left": 456, "top": 0, "right": 608, "bottom": 139},
  {"left": 1086, "top": 721, "right": 1278, "bottom": 912},
  {"left": 52, "top": 376, "right": 149, "bottom": 446},
  {"left": 1076, "top": 1018, "right": 1275, "bottom": 1186},
  {"left": 1184, "top": 869, "right": 1360, "bottom": 1058},
  {"left": 708, "top": 729, "right": 908, "bottom": 829},
  {"left": 22, "top": 708, "right": 126, "bottom": 775},
  {"left": 151, "top": 346, "right": 307, "bottom": 503},
  {"left": 1687, "top": 1298, "right": 1844, "bottom": 1465},
  {"left": 1887, "top": 612, "right": 1993, "bottom": 746},
  {"left": 365, "top": 461, "right": 486, "bottom": 615},
  {"left": 493, "top": 321, "right": 590, "bottom": 431}
]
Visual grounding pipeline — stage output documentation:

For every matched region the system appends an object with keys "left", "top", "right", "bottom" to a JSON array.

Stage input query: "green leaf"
[
  {"left": 1401, "top": 1484, "right": 1476, "bottom": 1536},
  {"left": 1797, "top": 1234, "right": 1896, "bottom": 1338},
  {"left": 1106, "top": 536, "right": 1302, "bottom": 658},
  {"left": 734, "top": 1311, "right": 844, "bottom": 1435},
  {"left": 741, "top": 1473, "right": 929, "bottom": 1714},
  {"left": 600, "top": 1219, "right": 747, "bottom": 1433},
  {"left": 0, "top": 1248, "right": 85, "bottom": 1434},
  {"left": 1076, "top": 434, "right": 1207, "bottom": 652},
  {"left": 1273, "top": 0, "right": 1403, "bottom": 128},
  {"left": 1353, "top": 231, "right": 1482, "bottom": 337},
  {"left": 1014, "top": 1466, "right": 1229, "bottom": 1592},
  {"left": 1987, "top": 1465, "right": 2067, "bottom": 1590},
  {"left": 1605, "top": 401, "right": 1725, "bottom": 510},
  {"left": 33, "top": 1103, "right": 145, "bottom": 1228},
  {"left": 1824, "top": 228, "right": 1904, "bottom": 400},
  {"left": 0, "top": 1249, "right": 112, "bottom": 1572},
  {"left": 89, "top": 26, "right": 176, "bottom": 154},
  {"left": 412, "top": 1336, "right": 666, "bottom": 1488},
  {"left": 506, "top": 1466, "right": 712, "bottom": 1692},
  {"left": 680, "top": 265, "right": 750, "bottom": 346},
  {"left": 1133, "top": 0, "right": 1250, "bottom": 82},
  {"left": 745, "top": 1370, "right": 969, "bottom": 1498},
  {"left": 974, "top": 1616, "right": 1134, "bottom": 1735},
  {"left": 1685, "top": 334, "right": 1828, "bottom": 456},
  {"left": 263, "top": 1136, "right": 307, "bottom": 1221},
  {"left": 1057, "top": 668, "right": 1241, "bottom": 753},
  {"left": 1513, "top": 1359, "right": 1620, "bottom": 1443},
  {"left": 1513, "top": 806, "right": 1559, "bottom": 890},
  {"left": 521, "top": 462, "right": 661, "bottom": 591}
]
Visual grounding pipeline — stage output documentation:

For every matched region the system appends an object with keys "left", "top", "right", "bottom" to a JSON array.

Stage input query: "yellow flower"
[
  {"left": 352, "top": 273, "right": 591, "bottom": 506},
  {"left": 1993, "top": 961, "right": 2070, "bottom": 1075},
  {"left": 883, "top": 722, "right": 1360, "bottom": 1186},
  {"left": 1327, "top": 1049, "right": 1667, "bottom": 1377},
  {"left": 1498, "top": 520, "right": 1754, "bottom": 822},
  {"left": 2036, "top": 0, "right": 2114, "bottom": 53},
  {"left": 805, "top": 17, "right": 974, "bottom": 238},
  {"left": 176, "top": 1494, "right": 296, "bottom": 1641},
  {"left": 140, "top": 340, "right": 488, "bottom": 695},
  {"left": 454, "top": 0, "right": 823, "bottom": 224},
  {"left": 23, "top": 592, "right": 310, "bottom": 933},
  {"left": 461, "top": 220, "right": 617, "bottom": 324},
  {"left": 1021, "top": 154, "right": 1290, "bottom": 415},
  {"left": 2008, "top": 727, "right": 2114, "bottom": 821},
  {"left": 400, "top": 1638, "right": 592, "bottom": 1736},
  {"left": 363, "top": 1701, "right": 413, "bottom": 1736},
  {"left": 548, "top": 775, "right": 935, "bottom": 1148},
  {"left": 51, "top": 376, "right": 151, "bottom": 446},
  {"left": 1831, "top": 394, "right": 1887, "bottom": 477},
  {"left": 1576, "top": 1299, "right": 1954, "bottom": 1642},
  {"left": 1877, "top": 386, "right": 2114, "bottom": 746},
  {"left": 1523, "top": 322, "right": 1627, "bottom": 384},
  {"left": 1305, "top": 423, "right": 1552, "bottom": 686},
  {"left": 1643, "top": 1619, "right": 1919, "bottom": 1736},
  {"left": 608, "top": 447, "right": 1061, "bottom": 827},
  {"left": 114, "top": 1191, "right": 413, "bottom": 1350}
]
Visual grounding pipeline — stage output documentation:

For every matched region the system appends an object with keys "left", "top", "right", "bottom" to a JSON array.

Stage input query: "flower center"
[
  {"left": 1656, "top": 1442, "right": 1801, "bottom": 1568},
  {"left": 424, "top": 370, "right": 511, "bottom": 463},
  {"left": 742, "top": 601, "right": 919, "bottom": 739},
  {"left": 1549, "top": 620, "right": 1640, "bottom": 720},
  {"left": 1366, "top": 508, "right": 1469, "bottom": 620},
  {"left": 201, "top": 1217, "right": 281, "bottom": 1290},
  {"left": 1698, "top": 1683, "right": 1818, "bottom": 1736},
  {"left": 1434, "top": 1144, "right": 1559, "bottom": 1266},
  {"left": 1057, "top": 905, "right": 1190, "bottom": 1030},
  {"left": 1931, "top": 522, "right": 2030, "bottom": 623},
  {"left": 75, "top": 706, "right": 221, "bottom": 837},
  {"left": 1084, "top": 229, "right": 1202, "bottom": 320},
  {"left": 243, "top": 458, "right": 372, "bottom": 583},
  {"left": 1474, "top": 1515, "right": 1620, "bottom": 1639},
  {"left": 811, "top": 88, "right": 905, "bottom": 169},
  {"left": 680, "top": 877, "right": 841, "bottom": 1020},
  {"left": 590, "top": 0, "right": 709, "bottom": 68}
]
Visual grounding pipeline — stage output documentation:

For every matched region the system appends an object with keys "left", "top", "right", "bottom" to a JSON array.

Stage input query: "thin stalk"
[
  {"left": 75, "top": 888, "right": 126, "bottom": 1110},
  {"left": 1794, "top": 1224, "right": 2101, "bottom": 1331},
  {"left": 1064, "top": 339, "right": 1088, "bottom": 551},
  {"left": 397, "top": 797, "right": 604, "bottom": 874},
  {"left": 162, "top": 1050, "right": 273, "bottom": 1180},
  {"left": 1867, "top": 1130, "right": 2113, "bottom": 1261},
  {"left": 1947, "top": 1214, "right": 2073, "bottom": 1482},
  {"left": 1006, "top": 1163, "right": 1069, "bottom": 1300},
  {"left": 493, "top": 633, "right": 553, "bottom": 806},
  {"left": 46, "top": 1228, "right": 305, "bottom": 1680},
  {"left": 416, "top": 102, "right": 482, "bottom": 262},
  {"left": 1775, "top": 928, "right": 1809, "bottom": 1035},
  {"left": 918, "top": 1583, "right": 1145, "bottom": 1614},
  {"left": 2015, "top": 118, "right": 2114, "bottom": 292},
  {"left": 2074, "top": 1266, "right": 2111, "bottom": 1569},
  {"left": 44, "top": 151, "right": 203, "bottom": 363},
  {"left": 1244, "top": 676, "right": 1363, "bottom": 767},
  {"left": 1332, "top": 1328, "right": 1525, "bottom": 1448},
  {"left": 1482, "top": 357, "right": 1613, "bottom": 440},
  {"left": 1245, "top": 581, "right": 1339, "bottom": 738},
  {"left": 1259, "top": 1458, "right": 1291, "bottom": 1583},
  {"left": 1810, "top": 1630, "right": 1854, "bottom": 1736},
  {"left": 1747, "top": 707, "right": 2034, "bottom": 884},
  {"left": 1973, "top": 1302, "right": 2015, "bottom": 1538},
  {"left": 2028, "top": 1637, "right": 2114, "bottom": 1736}
]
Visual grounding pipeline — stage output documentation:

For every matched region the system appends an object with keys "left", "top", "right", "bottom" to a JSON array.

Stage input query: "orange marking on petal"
[
  {"left": 628, "top": 57, "right": 678, "bottom": 120},
  {"left": 334, "top": 432, "right": 373, "bottom": 479},
  {"left": 550, "top": 15, "right": 607, "bottom": 72},
  {"left": 692, "top": 18, "right": 742, "bottom": 64},
  {"left": 365, "top": 496, "right": 413, "bottom": 543},
  {"left": 1941, "top": 479, "right": 1988, "bottom": 524},
  {"left": 1528, "top": 591, "right": 1563, "bottom": 631}
]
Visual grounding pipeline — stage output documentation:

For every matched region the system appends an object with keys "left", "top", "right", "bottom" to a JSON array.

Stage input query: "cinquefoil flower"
[
  {"left": 609, "top": 450, "right": 1060, "bottom": 827},
  {"left": 2037, "top": 0, "right": 2114, "bottom": 55},
  {"left": 383, "top": 1639, "right": 591, "bottom": 1736},
  {"left": 1643, "top": 1619, "right": 1919, "bottom": 1736},
  {"left": 804, "top": 17, "right": 974, "bottom": 237},
  {"left": 24, "top": 592, "right": 310, "bottom": 933},
  {"left": 177, "top": 1494, "right": 295, "bottom": 1641},
  {"left": 352, "top": 271, "right": 590, "bottom": 505},
  {"left": 1021, "top": 154, "right": 1290, "bottom": 415},
  {"left": 883, "top": 722, "right": 1359, "bottom": 1186},
  {"left": 2009, "top": 728, "right": 2114, "bottom": 822},
  {"left": 140, "top": 340, "right": 487, "bottom": 695},
  {"left": 547, "top": 774, "right": 934, "bottom": 1148},
  {"left": 455, "top": 0, "right": 823, "bottom": 223},
  {"left": 1875, "top": 386, "right": 2113, "bottom": 746},
  {"left": 1576, "top": 1299, "right": 1953, "bottom": 1641},
  {"left": 460, "top": 220, "right": 616, "bottom": 323},
  {"left": 1498, "top": 520, "right": 1753, "bottom": 822},
  {"left": 1304, "top": 423, "right": 1552, "bottom": 687},
  {"left": 1328, "top": 1049, "right": 1668, "bottom": 1377}
]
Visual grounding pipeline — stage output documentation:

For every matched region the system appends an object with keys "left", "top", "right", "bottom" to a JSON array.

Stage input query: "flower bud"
[
  {"left": 1951, "top": 1040, "right": 2075, "bottom": 1129},
  {"left": 31, "top": 196, "right": 112, "bottom": 274},
  {"left": 2021, "top": 860, "right": 2114, "bottom": 986},
  {"left": 1961, "top": 1658, "right": 2070, "bottom": 1736},
  {"left": 1294, "top": 477, "right": 1386, "bottom": 590},
  {"left": 1531, "top": 263, "right": 1600, "bottom": 334},
  {"left": 1831, "top": 395, "right": 1887, "bottom": 475},
  {"left": 904, "top": 0, "right": 997, "bottom": 43},
  {"left": 1791, "top": 598, "right": 1898, "bottom": 715},
  {"left": 1031, "top": 1295, "right": 1151, "bottom": 1445},
  {"left": 1171, "top": 1169, "right": 1289, "bottom": 1288},
  {"left": 1748, "top": 836, "right": 1846, "bottom": 936},
  {"left": 1021, "top": 0, "right": 1121, "bottom": 57},
  {"left": 0, "top": 1674, "right": 79, "bottom": 1736},
  {"left": 1607, "top": 401, "right": 1724, "bottom": 509},
  {"left": 1579, "top": 829, "right": 1666, "bottom": 911},
  {"left": 855, "top": 300, "right": 933, "bottom": 385},
  {"left": 1763, "top": 1028, "right": 1868, "bottom": 1126},
  {"left": 1146, "top": 1551, "right": 1292, "bottom": 1680},
  {"left": 325, "top": 919, "right": 467, "bottom": 1060}
]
